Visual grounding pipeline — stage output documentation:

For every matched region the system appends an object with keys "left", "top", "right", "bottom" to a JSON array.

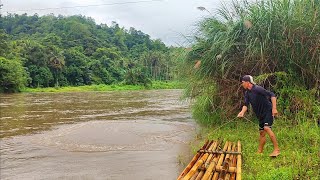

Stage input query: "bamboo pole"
[
  {"left": 204, "top": 140, "right": 214, "bottom": 151},
  {"left": 230, "top": 157, "right": 237, "bottom": 180},
  {"left": 236, "top": 141, "right": 242, "bottom": 180},
  {"left": 225, "top": 143, "right": 236, "bottom": 180},
  {"left": 197, "top": 150, "right": 241, "bottom": 155},
  {"left": 212, "top": 141, "right": 229, "bottom": 180},
  {"left": 208, "top": 173, "right": 213, "bottom": 180},
  {"left": 195, "top": 171, "right": 205, "bottom": 180},
  {"left": 190, "top": 170, "right": 200, "bottom": 180},
  {"left": 177, "top": 140, "right": 210, "bottom": 180},
  {"left": 182, "top": 141, "right": 216, "bottom": 180},
  {"left": 178, "top": 140, "right": 242, "bottom": 180},
  {"left": 204, "top": 141, "right": 219, "bottom": 167},
  {"left": 196, "top": 141, "right": 219, "bottom": 180},
  {"left": 182, "top": 153, "right": 209, "bottom": 179},
  {"left": 230, "top": 144, "right": 238, "bottom": 180},
  {"left": 201, "top": 155, "right": 219, "bottom": 180},
  {"left": 195, "top": 141, "right": 218, "bottom": 180},
  {"left": 218, "top": 142, "right": 232, "bottom": 180},
  {"left": 215, "top": 167, "right": 236, "bottom": 173}
]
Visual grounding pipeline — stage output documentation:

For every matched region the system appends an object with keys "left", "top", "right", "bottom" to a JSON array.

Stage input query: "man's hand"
[
  {"left": 237, "top": 111, "right": 244, "bottom": 118},
  {"left": 238, "top": 106, "right": 248, "bottom": 118},
  {"left": 272, "top": 108, "right": 278, "bottom": 117}
]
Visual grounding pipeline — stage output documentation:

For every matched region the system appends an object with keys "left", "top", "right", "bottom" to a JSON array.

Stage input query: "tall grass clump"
[
  {"left": 184, "top": 0, "right": 320, "bottom": 125},
  {"left": 182, "top": 1, "right": 319, "bottom": 178}
]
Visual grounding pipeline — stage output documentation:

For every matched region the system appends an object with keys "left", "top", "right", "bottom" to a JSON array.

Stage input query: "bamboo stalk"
[
  {"left": 236, "top": 141, "right": 242, "bottom": 180},
  {"left": 215, "top": 167, "right": 236, "bottom": 173},
  {"left": 225, "top": 143, "right": 237, "bottom": 180},
  {"left": 201, "top": 156, "right": 219, "bottom": 180},
  {"left": 212, "top": 171, "right": 219, "bottom": 180},
  {"left": 196, "top": 141, "right": 218, "bottom": 180},
  {"left": 225, "top": 175, "right": 231, "bottom": 180},
  {"left": 212, "top": 141, "right": 229, "bottom": 180},
  {"left": 190, "top": 170, "right": 200, "bottom": 180},
  {"left": 177, "top": 140, "right": 209, "bottom": 180},
  {"left": 197, "top": 150, "right": 241, "bottom": 155},
  {"left": 182, "top": 141, "right": 216, "bottom": 180},
  {"left": 208, "top": 172, "right": 213, "bottom": 180},
  {"left": 179, "top": 140, "right": 242, "bottom": 180},
  {"left": 218, "top": 142, "right": 233, "bottom": 180},
  {"left": 230, "top": 145, "right": 238, "bottom": 180},
  {"left": 182, "top": 153, "right": 209, "bottom": 180},
  {"left": 195, "top": 171, "right": 205, "bottom": 180},
  {"left": 204, "top": 141, "right": 219, "bottom": 167}
]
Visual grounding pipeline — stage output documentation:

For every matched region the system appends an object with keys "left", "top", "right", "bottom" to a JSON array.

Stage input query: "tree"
[
  {"left": 48, "top": 52, "right": 65, "bottom": 87},
  {"left": 0, "top": 57, "right": 28, "bottom": 93},
  {"left": 0, "top": 30, "right": 9, "bottom": 57},
  {"left": 1, "top": 14, "right": 178, "bottom": 89}
]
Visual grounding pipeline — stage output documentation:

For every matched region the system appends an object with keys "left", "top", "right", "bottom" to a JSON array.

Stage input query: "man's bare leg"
[
  {"left": 264, "top": 127, "right": 280, "bottom": 156},
  {"left": 258, "top": 130, "right": 266, "bottom": 153}
]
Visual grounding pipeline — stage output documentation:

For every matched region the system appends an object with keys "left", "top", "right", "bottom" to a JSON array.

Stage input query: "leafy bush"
[{"left": 0, "top": 57, "right": 28, "bottom": 93}]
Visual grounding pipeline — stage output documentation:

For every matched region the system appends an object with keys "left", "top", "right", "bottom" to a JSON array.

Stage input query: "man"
[{"left": 237, "top": 75, "right": 280, "bottom": 157}]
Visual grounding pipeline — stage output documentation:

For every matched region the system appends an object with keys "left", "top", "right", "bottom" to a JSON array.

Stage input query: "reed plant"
[
  {"left": 184, "top": 0, "right": 320, "bottom": 124},
  {"left": 182, "top": 1, "right": 320, "bottom": 178}
]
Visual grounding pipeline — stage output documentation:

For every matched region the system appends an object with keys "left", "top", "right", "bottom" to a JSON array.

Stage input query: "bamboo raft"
[{"left": 177, "top": 140, "right": 242, "bottom": 180}]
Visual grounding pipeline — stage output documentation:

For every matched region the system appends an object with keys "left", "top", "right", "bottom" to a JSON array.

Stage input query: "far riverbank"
[{"left": 20, "top": 81, "right": 183, "bottom": 93}]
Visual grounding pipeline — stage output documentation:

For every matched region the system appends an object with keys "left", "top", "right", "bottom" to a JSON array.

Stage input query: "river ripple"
[{"left": 0, "top": 90, "right": 196, "bottom": 180}]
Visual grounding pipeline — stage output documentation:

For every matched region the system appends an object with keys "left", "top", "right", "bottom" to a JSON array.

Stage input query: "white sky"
[{"left": 1, "top": 0, "right": 231, "bottom": 46}]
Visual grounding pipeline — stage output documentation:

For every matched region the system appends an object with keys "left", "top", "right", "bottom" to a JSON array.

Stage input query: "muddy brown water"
[{"left": 0, "top": 90, "right": 197, "bottom": 180}]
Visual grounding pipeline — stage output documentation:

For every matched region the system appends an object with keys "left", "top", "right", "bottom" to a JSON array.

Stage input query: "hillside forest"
[{"left": 0, "top": 14, "right": 183, "bottom": 93}]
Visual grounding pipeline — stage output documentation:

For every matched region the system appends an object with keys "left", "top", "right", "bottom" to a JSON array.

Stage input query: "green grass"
[
  {"left": 194, "top": 119, "right": 319, "bottom": 179},
  {"left": 21, "top": 81, "right": 183, "bottom": 93}
]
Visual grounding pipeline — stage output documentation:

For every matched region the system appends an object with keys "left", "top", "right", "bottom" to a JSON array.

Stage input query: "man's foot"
[{"left": 269, "top": 150, "right": 280, "bottom": 157}]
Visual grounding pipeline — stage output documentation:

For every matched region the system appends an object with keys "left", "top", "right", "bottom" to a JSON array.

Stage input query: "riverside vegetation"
[
  {"left": 0, "top": 14, "right": 185, "bottom": 93},
  {"left": 22, "top": 81, "right": 183, "bottom": 93},
  {"left": 182, "top": 0, "right": 319, "bottom": 179}
]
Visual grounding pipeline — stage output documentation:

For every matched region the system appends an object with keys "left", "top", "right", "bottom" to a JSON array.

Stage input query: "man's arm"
[
  {"left": 271, "top": 97, "right": 278, "bottom": 116},
  {"left": 237, "top": 105, "right": 248, "bottom": 118},
  {"left": 238, "top": 91, "right": 249, "bottom": 118}
]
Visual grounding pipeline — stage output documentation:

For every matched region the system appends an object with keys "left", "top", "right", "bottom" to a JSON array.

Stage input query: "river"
[{"left": 0, "top": 89, "right": 196, "bottom": 180}]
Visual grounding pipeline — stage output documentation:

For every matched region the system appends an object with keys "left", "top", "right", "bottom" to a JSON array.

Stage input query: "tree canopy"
[{"left": 0, "top": 14, "right": 182, "bottom": 92}]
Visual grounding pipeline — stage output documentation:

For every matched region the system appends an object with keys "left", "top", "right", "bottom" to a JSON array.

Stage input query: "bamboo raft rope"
[{"left": 177, "top": 140, "right": 242, "bottom": 180}]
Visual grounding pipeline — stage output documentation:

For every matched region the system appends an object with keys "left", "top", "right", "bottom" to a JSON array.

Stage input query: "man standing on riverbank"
[{"left": 237, "top": 75, "right": 280, "bottom": 157}]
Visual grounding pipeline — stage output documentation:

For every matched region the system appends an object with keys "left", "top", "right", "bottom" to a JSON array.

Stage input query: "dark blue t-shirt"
[{"left": 244, "top": 85, "right": 275, "bottom": 119}]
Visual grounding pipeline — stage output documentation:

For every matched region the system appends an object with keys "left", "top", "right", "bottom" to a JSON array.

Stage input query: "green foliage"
[
  {"left": 183, "top": 0, "right": 320, "bottom": 125},
  {"left": 185, "top": 1, "right": 320, "bottom": 178},
  {"left": 1, "top": 14, "right": 179, "bottom": 92},
  {"left": 28, "top": 65, "right": 53, "bottom": 87},
  {"left": 0, "top": 57, "right": 28, "bottom": 92},
  {"left": 149, "top": 81, "right": 183, "bottom": 89},
  {"left": 0, "top": 30, "right": 9, "bottom": 57},
  {"left": 22, "top": 81, "right": 181, "bottom": 93},
  {"left": 192, "top": 95, "right": 222, "bottom": 125},
  {"left": 124, "top": 67, "right": 151, "bottom": 87}
]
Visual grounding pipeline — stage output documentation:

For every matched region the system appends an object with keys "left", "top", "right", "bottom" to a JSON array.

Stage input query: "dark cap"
[{"left": 242, "top": 75, "right": 256, "bottom": 84}]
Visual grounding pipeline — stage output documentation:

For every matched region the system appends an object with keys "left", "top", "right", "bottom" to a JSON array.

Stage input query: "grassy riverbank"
[
  {"left": 21, "top": 81, "right": 183, "bottom": 93},
  {"left": 190, "top": 119, "right": 319, "bottom": 180}
]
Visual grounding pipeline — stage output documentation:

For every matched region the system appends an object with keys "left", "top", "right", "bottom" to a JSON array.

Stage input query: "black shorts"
[{"left": 258, "top": 113, "right": 274, "bottom": 131}]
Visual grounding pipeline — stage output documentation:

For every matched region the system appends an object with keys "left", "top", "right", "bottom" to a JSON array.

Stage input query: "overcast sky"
[{"left": 2, "top": 0, "right": 230, "bottom": 46}]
